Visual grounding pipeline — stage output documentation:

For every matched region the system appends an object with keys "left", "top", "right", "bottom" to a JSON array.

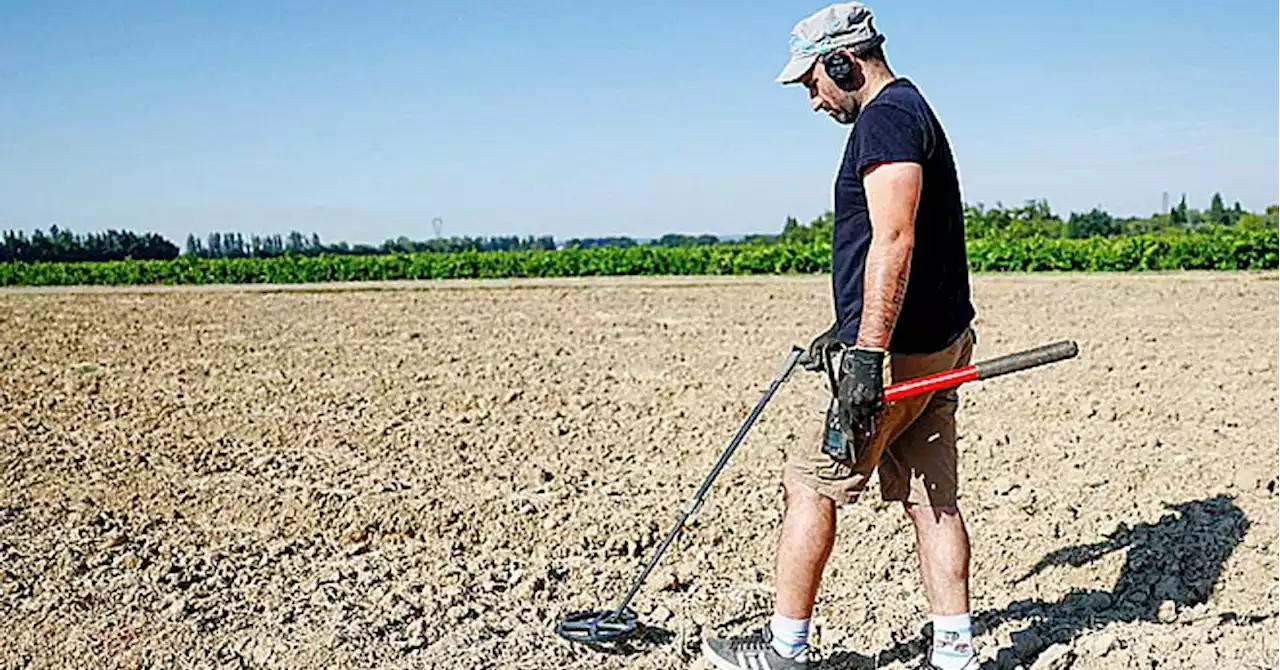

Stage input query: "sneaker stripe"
[{"left": 702, "top": 632, "right": 802, "bottom": 670}]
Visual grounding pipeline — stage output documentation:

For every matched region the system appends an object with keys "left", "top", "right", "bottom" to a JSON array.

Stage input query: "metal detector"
[{"left": 555, "top": 339, "right": 1079, "bottom": 647}]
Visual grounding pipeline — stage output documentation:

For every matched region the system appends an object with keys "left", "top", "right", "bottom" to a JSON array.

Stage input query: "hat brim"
[{"left": 775, "top": 53, "right": 818, "bottom": 84}]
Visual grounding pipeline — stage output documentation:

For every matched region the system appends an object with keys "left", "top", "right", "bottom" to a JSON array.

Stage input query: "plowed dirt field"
[{"left": 2, "top": 273, "right": 1276, "bottom": 669}]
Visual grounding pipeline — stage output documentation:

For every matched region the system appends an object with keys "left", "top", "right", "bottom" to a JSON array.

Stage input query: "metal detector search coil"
[{"left": 554, "top": 339, "right": 1079, "bottom": 647}]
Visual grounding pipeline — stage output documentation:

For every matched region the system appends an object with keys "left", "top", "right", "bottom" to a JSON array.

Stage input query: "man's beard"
[
  {"left": 829, "top": 108, "right": 855, "bottom": 124},
  {"left": 827, "top": 94, "right": 860, "bottom": 124}
]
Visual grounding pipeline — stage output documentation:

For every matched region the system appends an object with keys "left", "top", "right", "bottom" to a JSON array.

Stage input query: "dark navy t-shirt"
[{"left": 831, "top": 78, "right": 974, "bottom": 354}]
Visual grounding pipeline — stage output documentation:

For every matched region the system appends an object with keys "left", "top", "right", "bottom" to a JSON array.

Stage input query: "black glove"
[
  {"left": 802, "top": 322, "right": 844, "bottom": 372},
  {"left": 835, "top": 346, "right": 886, "bottom": 458}
]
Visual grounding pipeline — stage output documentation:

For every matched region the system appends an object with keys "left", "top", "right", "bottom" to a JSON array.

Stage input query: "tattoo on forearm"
[
  {"left": 857, "top": 238, "right": 912, "bottom": 349},
  {"left": 879, "top": 262, "right": 909, "bottom": 333}
]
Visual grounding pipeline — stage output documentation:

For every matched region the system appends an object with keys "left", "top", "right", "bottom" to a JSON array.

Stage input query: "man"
[{"left": 702, "top": 3, "right": 978, "bottom": 670}]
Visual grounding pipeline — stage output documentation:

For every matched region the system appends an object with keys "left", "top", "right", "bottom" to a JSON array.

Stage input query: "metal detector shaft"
[{"left": 606, "top": 346, "right": 805, "bottom": 621}]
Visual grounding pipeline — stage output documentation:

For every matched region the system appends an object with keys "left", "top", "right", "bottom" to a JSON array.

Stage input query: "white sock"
[
  {"left": 930, "top": 613, "right": 975, "bottom": 669},
  {"left": 768, "top": 613, "right": 810, "bottom": 659}
]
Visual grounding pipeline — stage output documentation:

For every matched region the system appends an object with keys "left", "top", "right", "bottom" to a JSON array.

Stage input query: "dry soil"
[{"left": 1, "top": 273, "right": 1276, "bottom": 669}]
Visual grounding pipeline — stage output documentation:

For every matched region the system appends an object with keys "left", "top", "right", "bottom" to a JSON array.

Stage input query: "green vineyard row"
[{"left": 1, "top": 229, "right": 1275, "bottom": 286}]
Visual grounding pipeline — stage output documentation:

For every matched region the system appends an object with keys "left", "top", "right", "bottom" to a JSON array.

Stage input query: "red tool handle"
[{"left": 884, "top": 340, "right": 1078, "bottom": 403}]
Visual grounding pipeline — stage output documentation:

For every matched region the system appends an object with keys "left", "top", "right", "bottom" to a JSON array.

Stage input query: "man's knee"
[{"left": 782, "top": 468, "right": 836, "bottom": 512}]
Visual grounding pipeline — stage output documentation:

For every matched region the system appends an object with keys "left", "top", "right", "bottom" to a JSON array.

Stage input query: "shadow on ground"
[
  {"left": 819, "top": 495, "right": 1252, "bottom": 669},
  {"left": 555, "top": 622, "right": 676, "bottom": 657}
]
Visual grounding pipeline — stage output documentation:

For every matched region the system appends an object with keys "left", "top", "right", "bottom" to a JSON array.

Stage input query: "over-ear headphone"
[
  {"left": 822, "top": 50, "right": 860, "bottom": 92},
  {"left": 822, "top": 35, "right": 885, "bottom": 92}
]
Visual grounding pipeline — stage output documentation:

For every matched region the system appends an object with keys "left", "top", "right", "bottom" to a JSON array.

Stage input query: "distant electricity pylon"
[{"left": 432, "top": 217, "right": 443, "bottom": 238}]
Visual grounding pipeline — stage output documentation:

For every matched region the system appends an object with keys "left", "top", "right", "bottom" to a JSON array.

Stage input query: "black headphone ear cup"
[{"left": 824, "top": 51, "right": 859, "bottom": 92}]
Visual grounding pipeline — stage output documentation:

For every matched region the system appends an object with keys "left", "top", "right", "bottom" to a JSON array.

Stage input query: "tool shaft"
[
  {"left": 884, "top": 339, "right": 1078, "bottom": 403},
  {"left": 608, "top": 347, "right": 803, "bottom": 619}
]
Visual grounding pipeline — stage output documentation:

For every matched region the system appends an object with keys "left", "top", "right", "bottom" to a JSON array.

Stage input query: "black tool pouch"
[
  {"left": 821, "top": 397, "right": 852, "bottom": 462},
  {"left": 819, "top": 342, "right": 854, "bottom": 462}
]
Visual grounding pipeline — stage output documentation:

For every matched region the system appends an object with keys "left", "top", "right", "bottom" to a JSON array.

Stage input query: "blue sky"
[{"left": 2, "top": 1, "right": 1276, "bottom": 246}]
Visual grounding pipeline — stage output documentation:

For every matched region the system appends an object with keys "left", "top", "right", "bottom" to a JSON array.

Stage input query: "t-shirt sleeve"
[{"left": 852, "top": 103, "right": 928, "bottom": 176}]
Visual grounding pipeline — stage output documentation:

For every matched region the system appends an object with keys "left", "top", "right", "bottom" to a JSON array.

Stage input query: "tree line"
[
  {"left": 0, "top": 226, "right": 179, "bottom": 263},
  {"left": 3, "top": 192, "right": 1276, "bottom": 264},
  {"left": 776, "top": 193, "right": 1279, "bottom": 245},
  {"left": 181, "top": 231, "right": 561, "bottom": 259}
]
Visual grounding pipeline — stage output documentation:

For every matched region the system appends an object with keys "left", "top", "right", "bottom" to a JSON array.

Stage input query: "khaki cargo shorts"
[{"left": 784, "top": 327, "right": 974, "bottom": 508}]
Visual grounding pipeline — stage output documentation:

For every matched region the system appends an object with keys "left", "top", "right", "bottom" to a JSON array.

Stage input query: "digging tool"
[
  {"left": 817, "top": 338, "right": 1081, "bottom": 461},
  {"left": 554, "top": 338, "right": 1079, "bottom": 647}
]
